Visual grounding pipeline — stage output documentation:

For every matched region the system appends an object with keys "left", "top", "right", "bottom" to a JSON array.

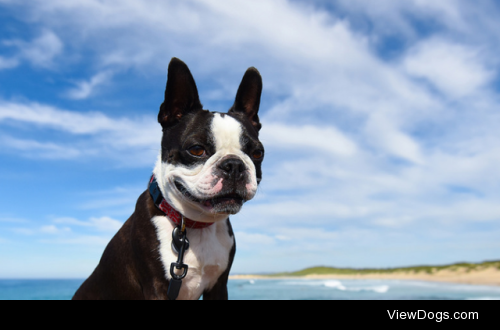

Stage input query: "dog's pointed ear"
[
  {"left": 158, "top": 58, "right": 202, "bottom": 127},
  {"left": 229, "top": 67, "right": 262, "bottom": 132}
]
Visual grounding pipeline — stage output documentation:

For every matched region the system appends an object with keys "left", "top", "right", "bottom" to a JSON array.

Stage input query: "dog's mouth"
[{"left": 175, "top": 181, "right": 245, "bottom": 212}]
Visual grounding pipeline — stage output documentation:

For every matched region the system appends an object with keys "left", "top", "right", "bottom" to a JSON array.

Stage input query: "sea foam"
[{"left": 281, "top": 279, "right": 390, "bottom": 293}]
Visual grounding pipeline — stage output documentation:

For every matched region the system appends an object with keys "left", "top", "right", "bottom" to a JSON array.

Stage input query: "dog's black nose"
[{"left": 218, "top": 158, "right": 246, "bottom": 180}]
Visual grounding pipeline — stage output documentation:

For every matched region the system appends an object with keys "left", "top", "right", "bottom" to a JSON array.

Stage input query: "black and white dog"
[{"left": 73, "top": 58, "right": 264, "bottom": 300}]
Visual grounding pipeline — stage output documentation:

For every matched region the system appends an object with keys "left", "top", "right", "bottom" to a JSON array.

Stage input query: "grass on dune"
[{"left": 265, "top": 260, "right": 500, "bottom": 277}]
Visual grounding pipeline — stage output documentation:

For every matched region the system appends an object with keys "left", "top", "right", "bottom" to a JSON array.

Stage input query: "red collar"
[{"left": 149, "top": 175, "right": 214, "bottom": 229}]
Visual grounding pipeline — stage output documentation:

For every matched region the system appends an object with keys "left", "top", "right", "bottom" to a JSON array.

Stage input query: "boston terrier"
[{"left": 72, "top": 58, "right": 264, "bottom": 300}]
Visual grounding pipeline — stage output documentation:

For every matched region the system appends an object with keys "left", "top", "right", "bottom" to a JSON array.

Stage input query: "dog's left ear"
[{"left": 229, "top": 67, "right": 262, "bottom": 132}]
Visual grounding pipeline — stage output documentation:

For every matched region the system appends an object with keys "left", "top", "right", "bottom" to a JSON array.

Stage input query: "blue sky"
[{"left": 1, "top": 0, "right": 500, "bottom": 278}]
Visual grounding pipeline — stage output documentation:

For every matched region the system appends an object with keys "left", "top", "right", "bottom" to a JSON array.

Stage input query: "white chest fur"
[{"left": 151, "top": 216, "right": 234, "bottom": 300}]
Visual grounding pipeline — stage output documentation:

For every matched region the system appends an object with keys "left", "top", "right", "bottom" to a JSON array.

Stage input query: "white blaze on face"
[
  {"left": 211, "top": 113, "right": 258, "bottom": 198},
  {"left": 211, "top": 113, "right": 243, "bottom": 154}
]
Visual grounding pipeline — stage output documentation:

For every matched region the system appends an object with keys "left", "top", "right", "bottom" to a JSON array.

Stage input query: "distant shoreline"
[{"left": 229, "top": 261, "right": 500, "bottom": 286}]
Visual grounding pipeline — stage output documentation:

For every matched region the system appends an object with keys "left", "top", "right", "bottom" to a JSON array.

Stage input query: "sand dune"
[{"left": 230, "top": 266, "right": 500, "bottom": 286}]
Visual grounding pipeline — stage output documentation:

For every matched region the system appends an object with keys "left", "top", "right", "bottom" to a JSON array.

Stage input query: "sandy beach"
[{"left": 230, "top": 266, "right": 500, "bottom": 286}]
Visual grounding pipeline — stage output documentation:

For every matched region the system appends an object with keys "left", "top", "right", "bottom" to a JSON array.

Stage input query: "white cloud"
[
  {"left": 0, "top": 56, "right": 19, "bottom": 70},
  {"left": 262, "top": 123, "right": 357, "bottom": 157},
  {"left": 89, "top": 217, "right": 123, "bottom": 232},
  {"left": 242, "top": 199, "right": 370, "bottom": 223},
  {"left": 403, "top": 38, "right": 494, "bottom": 98},
  {"left": 0, "top": 135, "right": 83, "bottom": 159},
  {"left": 0, "top": 100, "right": 124, "bottom": 134},
  {"left": 372, "top": 216, "right": 415, "bottom": 228},
  {"left": 3, "top": 30, "right": 63, "bottom": 68},
  {"left": 233, "top": 232, "right": 277, "bottom": 250},
  {"left": 39, "top": 235, "right": 111, "bottom": 246},
  {"left": 65, "top": 70, "right": 115, "bottom": 100},
  {"left": 77, "top": 186, "right": 144, "bottom": 218},
  {"left": 54, "top": 216, "right": 123, "bottom": 232},
  {"left": 40, "top": 225, "right": 72, "bottom": 234},
  {"left": 0, "top": 99, "right": 160, "bottom": 164},
  {"left": 364, "top": 112, "right": 424, "bottom": 164},
  {"left": 335, "top": 0, "right": 466, "bottom": 37},
  {"left": 11, "top": 228, "right": 36, "bottom": 235}
]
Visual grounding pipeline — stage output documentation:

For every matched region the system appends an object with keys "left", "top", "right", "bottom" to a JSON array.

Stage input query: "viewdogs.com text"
[{"left": 388, "top": 310, "right": 479, "bottom": 322}]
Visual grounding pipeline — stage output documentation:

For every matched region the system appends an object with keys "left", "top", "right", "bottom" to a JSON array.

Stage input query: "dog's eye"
[
  {"left": 188, "top": 145, "right": 206, "bottom": 157},
  {"left": 252, "top": 150, "right": 264, "bottom": 160}
]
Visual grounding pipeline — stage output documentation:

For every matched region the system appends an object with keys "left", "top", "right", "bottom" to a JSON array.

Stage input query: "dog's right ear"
[
  {"left": 229, "top": 67, "right": 262, "bottom": 132},
  {"left": 158, "top": 58, "right": 203, "bottom": 127}
]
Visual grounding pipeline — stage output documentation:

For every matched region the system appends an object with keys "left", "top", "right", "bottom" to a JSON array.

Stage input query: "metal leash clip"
[{"left": 167, "top": 216, "right": 189, "bottom": 300}]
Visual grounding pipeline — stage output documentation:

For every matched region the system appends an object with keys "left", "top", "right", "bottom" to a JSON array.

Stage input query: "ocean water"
[
  {"left": 0, "top": 279, "right": 84, "bottom": 300},
  {"left": 1, "top": 278, "right": 499, "bottom": 300},
  {"left": 228, "top": 279, "right": 500, "bottom": 300}
]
